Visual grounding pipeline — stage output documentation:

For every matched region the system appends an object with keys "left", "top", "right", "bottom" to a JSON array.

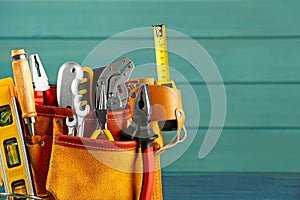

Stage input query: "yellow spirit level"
[
  {"left": 153, "top": 24, "right": 176, "bottom": 88},
  {"left": 0, "top": 77, "right": 35, "bottom": 198}
]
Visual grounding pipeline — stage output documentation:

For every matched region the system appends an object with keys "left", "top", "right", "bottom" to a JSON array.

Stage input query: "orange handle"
[{"left": 11, "top": 49, "right": 37, "bottom": 119}]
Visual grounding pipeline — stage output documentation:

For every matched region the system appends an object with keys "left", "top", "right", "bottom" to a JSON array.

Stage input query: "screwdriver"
[{"left": 11, "top": 49, "right": 37, "bottom": 136}]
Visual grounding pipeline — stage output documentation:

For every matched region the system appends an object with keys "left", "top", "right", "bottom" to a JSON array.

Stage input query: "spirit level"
[
  {"left": 152, "top": 24, "right": 176, "bottom": 88},
  {"left": 0, "top": 77, "right": 35, "bottom": 198}
]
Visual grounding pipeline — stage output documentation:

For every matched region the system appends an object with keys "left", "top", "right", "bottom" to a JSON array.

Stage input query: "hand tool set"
[{"left": 0, "top": 24, "right": 187, "bottom": 200}]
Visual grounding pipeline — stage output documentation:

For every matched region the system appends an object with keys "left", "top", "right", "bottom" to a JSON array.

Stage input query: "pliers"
[
  {"left": 122, "top": 84, "right": 158, "bottom": 200},
  {"left": 91, "top": 84, "right": 114, "bottom": 141},
  {"left": 91, "top": 58, "right": 134, "bottom": 140},
  {"left": 93, "top": 57, "right": 134, "bottom": 111}
]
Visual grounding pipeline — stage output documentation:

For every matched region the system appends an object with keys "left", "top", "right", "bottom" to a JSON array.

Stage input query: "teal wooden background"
[{"left": 0, "top": 0, "right": 300, "bottom": 173}]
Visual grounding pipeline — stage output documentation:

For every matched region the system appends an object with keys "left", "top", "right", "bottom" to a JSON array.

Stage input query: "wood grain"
[
  {"left": 0, "top": 1, "right": 299, "bottom": 38},
  {"left": 0, "top": 38, "right": 299, "bottom": 83},
  {"left": 162, "top": 129, "right": 300, "bottom": 172}
]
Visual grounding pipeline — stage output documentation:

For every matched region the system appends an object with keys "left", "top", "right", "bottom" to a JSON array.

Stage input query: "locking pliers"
[{"left": 95, "top": 57, "right": 134, "bottom": 111}]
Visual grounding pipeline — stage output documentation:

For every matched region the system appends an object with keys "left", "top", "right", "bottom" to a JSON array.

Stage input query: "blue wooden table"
[{"left": 163, "top": 173, "right": 300, "bottom": 200}]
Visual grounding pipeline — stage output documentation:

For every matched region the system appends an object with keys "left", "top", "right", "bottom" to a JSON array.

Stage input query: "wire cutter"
[{"left": 122, "top": 84, "right": 158, "bottom": 200}]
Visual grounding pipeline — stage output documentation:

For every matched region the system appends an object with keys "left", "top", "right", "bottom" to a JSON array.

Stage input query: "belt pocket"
[
  {"left": 25, "top": 105, "right": 72, "bottom": 198},
  {"left": 46, "top": 135, "right": 143, "bottom": 200},
  {"left": 26, "top": 135, "right": 53, "bottom": 199}
]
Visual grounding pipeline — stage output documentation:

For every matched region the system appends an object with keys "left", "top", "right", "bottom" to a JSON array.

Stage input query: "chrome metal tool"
[
  {"left": 29, "top": 54, "right": 50, "bottom": 92},
  {"left": 73, "top": 95, "right": 90, "bottom": 137},
  {"left": 91, "top": 84, "right": 114, "bottom": 141},
  {"left": 57, "top": 62, "right": 82, "bottom": 108},
  {"left": 95, "top": 57, "right": 134, "bottom": 111},
  {"left": 66, "top": 115, "right": 77, "bottom": 136},
  {"left": 71, "top": 72, "right": 90, "bottom": 138},
  {"left": 29, "top": 54, "right": 57, "bottom": 106}
]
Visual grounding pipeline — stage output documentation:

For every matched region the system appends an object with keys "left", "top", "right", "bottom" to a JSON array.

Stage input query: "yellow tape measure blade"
[{"left": 153, "top": 24, "right": 176, "bottom": 88}]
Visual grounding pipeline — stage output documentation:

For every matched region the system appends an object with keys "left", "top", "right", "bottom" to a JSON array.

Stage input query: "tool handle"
[
  {"left": 140, "top": 146, "right": 155, "bottom": 200},
  {"left": 103, "top": 129, "right": 114, "bottom": 141},
  {"left": 11, "top": 49, "right": 37, "bottom": 119},
  {"left": 90, "top": 129, "right": 114, "bottom": 141}
]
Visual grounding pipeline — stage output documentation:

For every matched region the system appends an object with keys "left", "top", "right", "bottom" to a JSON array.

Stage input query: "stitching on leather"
[{"left": 55, "top": 140, "right": 136, "bottom": 152}]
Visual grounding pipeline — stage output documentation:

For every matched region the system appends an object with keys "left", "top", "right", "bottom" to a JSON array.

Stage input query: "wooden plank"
[
  {"left": 0, "top": 39, "right": 97, "bottom": 82},
  {"left": 162, "top": 129, "right": 300, "bottom": 173},
  {"left": 121, "top": 38, "right": 300, "bottom": 83},
  {"left": 0, "top": 38, "right": 299, "bottom": 83},
  {"left": 0, "top": 1, "right": 300, "bottom": 38},
  {"left": 1, "top": 39, "right": 300, "bottom": 127},
  {"left": 0, "top": 40, "right": 300, "bottom": 127},
  {"left": 221, "top": 84, "right": 300, "bottom": 128}
]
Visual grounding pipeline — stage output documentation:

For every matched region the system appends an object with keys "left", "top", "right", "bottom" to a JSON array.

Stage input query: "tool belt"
[
  {"left": 28, "top": 104, "right": 163, "bottom": 200},
  {"left": 0, "top": 82, "right": 186, "bottom": 200}
]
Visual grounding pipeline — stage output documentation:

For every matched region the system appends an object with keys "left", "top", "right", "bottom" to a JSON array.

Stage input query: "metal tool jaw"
[
  {"left": 122, "top": 84, "right": 158, "bottom": 144},
  {"left": 95, "top": 57, "right": 134, "bottom": 111},
  {"left": 29, "top": 54, "right": 50, "bottom": 91},
  {"left": 132, "top": 84, "right": 151, "bottom": 127},
  {"left": 95, "top": 83, "right": 108, "bottom": 130}
]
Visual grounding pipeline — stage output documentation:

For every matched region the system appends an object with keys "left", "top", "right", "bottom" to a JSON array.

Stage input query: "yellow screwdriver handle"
[{"left": 11, "top": 49, "right": 37, "bottom": 119}]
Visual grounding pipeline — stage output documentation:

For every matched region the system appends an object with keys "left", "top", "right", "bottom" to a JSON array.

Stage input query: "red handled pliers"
[{"left": 122, "top": 84, "right": 158, "bottom": 200}]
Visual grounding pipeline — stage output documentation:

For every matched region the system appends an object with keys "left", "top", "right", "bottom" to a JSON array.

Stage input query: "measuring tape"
[
  {"left": 153, "top": 24, "right": 176, "bottom": 88},
  {"left": 0, "top": 77, "right": 35, "bottom": 198}
]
